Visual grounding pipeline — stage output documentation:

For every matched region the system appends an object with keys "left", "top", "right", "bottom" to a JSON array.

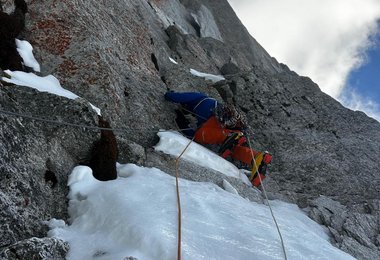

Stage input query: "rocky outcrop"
[
  {"left": 223, "top": 67, "right": 380, "bottom": 206},
  {"left": 308, "top": 196, "right": 380, "bottom": 259},
  {"left": 1, "top": 0, "right": 379, "bottom": 259},
  {"left": 0, "top": 82, "right": 99, "bottom": 249},
  {"left": 0, "top": 237, "right": 68, "bottom": 260}
]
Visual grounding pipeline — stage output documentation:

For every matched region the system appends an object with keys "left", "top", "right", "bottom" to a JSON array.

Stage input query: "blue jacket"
[{"left": 165, "top": 92, "right": 218, "bottom": 126}]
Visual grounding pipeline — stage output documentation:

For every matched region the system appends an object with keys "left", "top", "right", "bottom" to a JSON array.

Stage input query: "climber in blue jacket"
[
  {"left": 164, "top": 91, "right": 247, "bottom": 138},
  {"left": 165, "top": 91, "right": 219, "bottom": 137},
  {"left": 165, "top": 91, "right": 272, "bottom": 188},
  {"left": 164, "top": 91, "right": 218, "bottom": 126}
]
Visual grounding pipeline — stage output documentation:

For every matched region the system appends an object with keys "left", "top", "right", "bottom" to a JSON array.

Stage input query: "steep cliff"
[{"left": 0, "top": 0, "right": 379, "bottom": 259}]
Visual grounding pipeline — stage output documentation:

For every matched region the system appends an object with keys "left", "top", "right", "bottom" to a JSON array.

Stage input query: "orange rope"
[{"left": 174, "top": 137, "right": 194, "bottom": 260}]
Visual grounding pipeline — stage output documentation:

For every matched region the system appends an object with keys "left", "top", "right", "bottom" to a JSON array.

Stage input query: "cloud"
[
  {"left": 338, "top": 88, "right": 380, "bottom": 122},
  {"left": 228, "top": 0, "right": 380, "bottom": 98}
]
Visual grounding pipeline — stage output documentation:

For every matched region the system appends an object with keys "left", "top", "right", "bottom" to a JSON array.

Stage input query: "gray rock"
[
  {"left": 220, "top": 61, "right": 240, "bottom": 76},
  {"left": 118, "top": 138, "right": 146, "bottom": 165},
  {"left": 308, "top": 195, "right": 348, "bottom": 229},
  {"left": 180, "top": 0, "right": 283, "bottom": 73},
  {"left": 0, "top": 84, "right": 98, "bottom": 248},
  {"left": 148, "top": 0, "right": 198, "bottom": 35},
  {"left": 343, "top": 213, "right": 378, "bottom": 249},
  {"left": 340, "top": 237, "right": 380, "bottom": 260},
  {"left": 0, "top": 237, "right": 69, "bottom": 260},
  {"left": 191, "top": 5, "right": 223, "bottom": 41},
  {"left": 308, "top": 196, "right": 380, "bottom": 259}
]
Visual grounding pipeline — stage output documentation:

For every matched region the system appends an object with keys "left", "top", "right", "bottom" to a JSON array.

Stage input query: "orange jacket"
[
  {"left": 194, "top": 116, "right": 258, "bottom": 166},
  {"left": 194, "top": 116, "right": 237, "bottom": 144}
]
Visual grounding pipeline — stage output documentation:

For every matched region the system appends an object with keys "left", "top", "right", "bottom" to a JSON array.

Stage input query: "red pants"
[{"left": 194, "top": 116, "right": 258, "bottom": 166}]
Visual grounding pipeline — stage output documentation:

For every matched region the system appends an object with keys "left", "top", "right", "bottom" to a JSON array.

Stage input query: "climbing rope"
[
  {"left": 174, "top": 137, "right": 194, "bottom": 260},
  {"left": 246, "top": 138, "right": 288, "bottom": 260}
]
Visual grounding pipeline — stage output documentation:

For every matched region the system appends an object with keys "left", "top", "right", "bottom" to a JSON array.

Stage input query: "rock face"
[
  {"left": 0, "top": 237, "right": 68, "bottom": 260},
  {"left": 308, "top": 196, "right": 380, "bottom": 260},
  {"left": 0, "top": 83, "right": 99, "bottom": 248},
  {"left": 0, "top": 0, "right": 379, "bottom": 259}
]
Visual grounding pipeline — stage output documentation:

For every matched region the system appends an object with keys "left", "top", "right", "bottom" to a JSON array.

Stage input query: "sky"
[
  {"left": 228, "top": 0, "right": 380, "bottom": 122},
  {"left": 44, "top": 131, "right": 354, "bottom": 260}
]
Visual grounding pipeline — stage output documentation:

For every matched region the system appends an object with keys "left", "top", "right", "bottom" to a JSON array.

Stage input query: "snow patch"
[
  {"left": 222, "top": 179, "right": 239, "bottom": 195},
  {"left": 2, "top": 70, "right": 101, "bottom": 116},
  {"left": 48, "top": 160, "right": 355, "bottom": 260},
  {"left": 190, "top": 68, "right": 225, "bottom": 83},
  {"left": 16, "top": 39, "right": 41, "bottom": 72},
  {"left": 169, "top": 57, "right": 178, "bottom": 64},
  {"left": 154, "top": 131, "right": 245, "bottom": 181}
]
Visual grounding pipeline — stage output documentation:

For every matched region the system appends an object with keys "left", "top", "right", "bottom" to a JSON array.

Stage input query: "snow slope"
[{"left": 47, "top": 132, "right": 354, "bottom": 260}]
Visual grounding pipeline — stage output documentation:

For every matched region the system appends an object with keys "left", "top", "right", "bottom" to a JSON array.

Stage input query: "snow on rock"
[
  {"left": 15, "top": 39, "right": 41, "bottom": 72},
  {"left": 2, "top": 71, "right": 78, "bottom": 99},
  {"left": 1, "top": 70, "right": 101, "bottom": 115},
  {"left": 154, "top": 131, "right": 247, "bottom": 181},
  {"left": 169, "top": 57, "right": 178, "bottom": 64},
  {"left": 190, "top": 68, "right": 225, "bottom": 83},
  {"left": 222, "top": 179, "right": 239, "bottom": 195},
  {"left": 47, "top": 163, "right": 355, "bottom": 260}
]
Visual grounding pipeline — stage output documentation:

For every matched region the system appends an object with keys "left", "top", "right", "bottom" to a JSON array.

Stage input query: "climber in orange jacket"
[{"left": 165, "top": 91, "right": 272, "bottom": 187}]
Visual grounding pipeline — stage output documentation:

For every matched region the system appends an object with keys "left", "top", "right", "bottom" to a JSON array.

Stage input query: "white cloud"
[
  {"left": 338, "top": 89, "right": 380, "bottom": 122},
  {"left": 228, "top": 0, "right": 380, "bottom": 98}
]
